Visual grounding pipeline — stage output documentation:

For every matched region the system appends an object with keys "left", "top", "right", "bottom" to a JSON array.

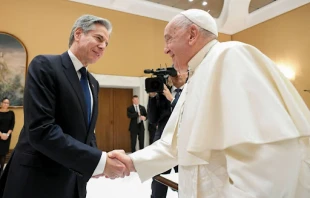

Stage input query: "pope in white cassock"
[{"left": 109, "top": 9, "right": 310, "bottom": 198}]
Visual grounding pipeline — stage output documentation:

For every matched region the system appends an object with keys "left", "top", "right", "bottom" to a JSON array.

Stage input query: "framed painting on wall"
[{"left": 0, "top": 32, "right": 27, "bottom": 107}]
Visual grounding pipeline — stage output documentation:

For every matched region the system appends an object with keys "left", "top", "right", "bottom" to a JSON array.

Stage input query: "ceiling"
[
  {"left": 145, "top": 0, "right": 277, "bottom": 18},
  {"left": 69, "top": 0, "right": 310, "bottom": 34},
  {"left": 249, "top": 0, "right": 276, "bottom": 13},
  {"left": 146, "top": 0, "right": 225, "bottom": 18}
]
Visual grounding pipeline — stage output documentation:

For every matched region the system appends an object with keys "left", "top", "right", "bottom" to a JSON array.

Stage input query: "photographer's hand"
[{"left": 163, "top": 84, "right": 173, "bottom": 102}]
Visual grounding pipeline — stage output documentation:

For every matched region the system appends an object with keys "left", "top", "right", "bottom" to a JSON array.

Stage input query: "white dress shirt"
[
  {"left": 171, "top": 85, "right": 184, "bottom": 97},
  {"left": 68, "top": 50, "right": 106, "bottom": 176},
  {"left": 134, "top": 104, "right": 141, "bottom": 123},
  {"left": 170, "top": 85, "right": 185, "bottom": 105}
]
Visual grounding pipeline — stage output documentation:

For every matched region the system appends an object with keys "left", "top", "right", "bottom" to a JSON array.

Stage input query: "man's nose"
[
  {"left": 98, "top": 42, "right": 107, "bottom": 50},
  {"left": 164, "top": 46, "right": 169, "bottom": 54}
]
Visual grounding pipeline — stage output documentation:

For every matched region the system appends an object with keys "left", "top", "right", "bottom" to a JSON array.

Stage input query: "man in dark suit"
[
  {"left": 0, "top": 15, "right": 127, "bottom": 198},
  {"left": 127, "top": 95, "right": 147, "bottom": 153},
  {"left": 148, "top": 72, "right": 187, "bottom": 198},
  {"left": 148, "top": 122, "right": 156, "bottom": 145}
]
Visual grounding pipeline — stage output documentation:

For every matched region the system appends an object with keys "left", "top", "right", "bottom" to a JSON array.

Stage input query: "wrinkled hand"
[
  {"left": 108, "top": 150, "right": 136, "bottom": 174},
  {"left": 162, "top": 84, "right": 173, "bottom": 102}
]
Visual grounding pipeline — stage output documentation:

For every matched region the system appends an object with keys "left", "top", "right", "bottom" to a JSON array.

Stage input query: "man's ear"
[
  {"left": 74, "top": 28, "right": 83, "bottom": 42},
  {"left": 189, "top": 24, "right": 199, "bottom": 45}
]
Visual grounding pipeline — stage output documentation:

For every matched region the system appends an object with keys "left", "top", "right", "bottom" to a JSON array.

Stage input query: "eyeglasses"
[{"left": 2, "top": 102, "right": 9, "bottom": 104}]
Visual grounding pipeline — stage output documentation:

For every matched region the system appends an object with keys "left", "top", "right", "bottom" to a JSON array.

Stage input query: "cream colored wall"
[
  {"left": 1, "top": 0, "right": 231, "bottom": 149},
  {"left": 218, "top": 33, "right": 232, "bottom": 42},
  {"left": 232, "top": 4, "right": 310, "bottom": 107}
]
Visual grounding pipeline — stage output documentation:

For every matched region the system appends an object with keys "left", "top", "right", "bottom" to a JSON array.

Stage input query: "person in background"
[
  {"left": 127, "top": 95, "right": 147, "bottom": 153},
  {"left": 147, "top": 72, "right": 187, "bottom": 198},
  {"left": 0, "top": 97, "right": 15, "bottom": 175}
]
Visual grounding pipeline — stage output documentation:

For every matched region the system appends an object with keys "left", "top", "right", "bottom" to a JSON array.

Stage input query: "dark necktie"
[
  {"left": 79, "top": 67, "right": 91, "bottom": 125},
  {"left": 174, "top": 88, "right": 182, "bottom": 103}
]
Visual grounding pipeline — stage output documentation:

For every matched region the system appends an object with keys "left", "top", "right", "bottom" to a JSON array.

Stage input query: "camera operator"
[{"left": 147, "top": 71, "right": 188, "bottom": 198}]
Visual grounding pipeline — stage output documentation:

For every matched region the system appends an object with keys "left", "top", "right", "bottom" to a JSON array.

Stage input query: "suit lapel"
[
  {"left": 88, "top": 74, "right": 97, "bottom": 130},
  {"left": 85, "top": 73, "right": 99, "bottom": 145},
  {"left": 61, "top": 52, "right": 88, "bottom": 128}
]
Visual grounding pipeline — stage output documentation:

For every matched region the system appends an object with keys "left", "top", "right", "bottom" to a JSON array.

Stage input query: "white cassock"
[{"left": 130, "top": 40, "right": 310, "bottom": 198}]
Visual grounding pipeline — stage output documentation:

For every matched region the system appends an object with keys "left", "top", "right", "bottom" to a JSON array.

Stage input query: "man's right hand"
[
  {"left": 108, "top": 150, "right": 136, "bottom": 173},
  {"left": 102, "top": 154, "right": 127, "bottom": 179},
  {"left": 162, "top": 84, "right": 173, "bottom": 102}
]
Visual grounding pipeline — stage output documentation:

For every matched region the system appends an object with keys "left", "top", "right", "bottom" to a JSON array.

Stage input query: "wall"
[
  {"left": 232, "top": 3, "right": 310, "bottom": 107},
  {"left": 1, "top": 0, "right": 231, "bottom": 149}
]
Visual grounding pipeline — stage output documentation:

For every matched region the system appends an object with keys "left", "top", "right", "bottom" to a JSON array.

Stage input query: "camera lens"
[{"left": 151, "top": 81, "right": 160, "bottom": 89}]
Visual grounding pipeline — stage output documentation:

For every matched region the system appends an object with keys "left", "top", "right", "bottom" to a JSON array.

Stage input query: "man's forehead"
[
  {"left": 164, "top": 21, "right": 177, "bottom": 37},
  {"left": 164, "top": 24, "right": 171, "bottom": 35},
  {"left": 93, "top": 25, "right": 110, "bottom": 38}
]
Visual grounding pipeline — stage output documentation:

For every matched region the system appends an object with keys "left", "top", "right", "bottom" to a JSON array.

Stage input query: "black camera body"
[{"left": 144, "top": 67, "right": 177, "bottom": 93}]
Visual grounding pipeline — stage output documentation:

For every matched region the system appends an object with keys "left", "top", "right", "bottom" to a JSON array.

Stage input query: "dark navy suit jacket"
[{"left": 0, "top": 52, "right": 101, "bottom": 198}]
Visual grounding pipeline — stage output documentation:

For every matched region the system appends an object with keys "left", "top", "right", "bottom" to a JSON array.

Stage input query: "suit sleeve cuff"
[{"left": 92, "top": 152, "right": 107, "bottom": 176}]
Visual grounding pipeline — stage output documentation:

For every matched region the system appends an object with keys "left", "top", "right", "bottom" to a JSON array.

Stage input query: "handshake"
[{"left": 93, "top": 150, "right": 136, "bottom": 179}]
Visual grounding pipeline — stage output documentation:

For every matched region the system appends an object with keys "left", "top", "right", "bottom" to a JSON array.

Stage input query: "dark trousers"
[
  {"left": 151, "top": 166, "right": 178, "bottom": 198},
  {"left": 0, "top": 155, "right": 6, "bottom": 175},
  {"left": 153, "top": 129, "right": 162, "bottom": 143},
  {"left": 130, "top": 130, "right": 144, "bottom": 153},
  {"left": 148, "top": 123, "right": 156, "bottom": 145}
]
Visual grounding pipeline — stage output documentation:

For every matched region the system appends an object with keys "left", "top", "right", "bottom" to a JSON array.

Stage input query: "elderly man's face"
[
  {"left": 75, "top": 24, "right": 109, "bottom": 65},
  {"left": 164, "top": 20, "right": 190, "bottom": 73}
]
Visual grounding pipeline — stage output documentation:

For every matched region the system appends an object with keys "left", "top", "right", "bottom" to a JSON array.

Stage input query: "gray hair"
[
  {"left": 68, "top": 14, "right": 112, "bottom": 47},
  {"left": 173, "top": 15, "right": 217, "bottom": 39}
]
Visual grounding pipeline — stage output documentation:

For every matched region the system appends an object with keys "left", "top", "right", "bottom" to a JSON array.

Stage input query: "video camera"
[{"left": 144, "top": 67, "right": 177, "bottom": 93}]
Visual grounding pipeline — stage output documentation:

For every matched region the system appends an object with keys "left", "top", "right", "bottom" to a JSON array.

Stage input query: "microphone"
[
  {"left": 167, "top": 68, "right": 177, "bottom": 77},
  {"left": 144, "top": 69, "right": 154, "bottom": 74}
]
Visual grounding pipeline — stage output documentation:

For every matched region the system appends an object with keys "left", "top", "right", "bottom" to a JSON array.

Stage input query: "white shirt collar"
[
  {"left": 188, "top": 39, "right": 218, "bottom": 78},
  {"left": 68, "top": 50, "right": 86, "bottom": 72},
  {"left": 171, "top": 85, "right": 185, "bottom": 93}
]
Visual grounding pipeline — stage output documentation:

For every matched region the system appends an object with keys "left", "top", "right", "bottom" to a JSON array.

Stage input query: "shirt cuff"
[
  {"left": 92, "top": 152, "right": 107, "bottom": 176},
  {"left": 170, "top": 98, "right": 175, "bottom": 104}
]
